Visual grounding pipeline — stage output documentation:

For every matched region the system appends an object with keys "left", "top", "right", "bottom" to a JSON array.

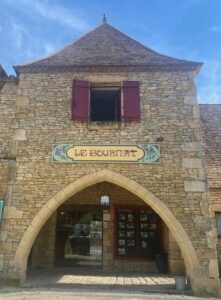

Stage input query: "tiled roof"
[
  {"left": 200, "top": 104, "right": 221, "bottom": 188},
  {"left": 14, "top": 23, "right": 202, "bottom": 73}
]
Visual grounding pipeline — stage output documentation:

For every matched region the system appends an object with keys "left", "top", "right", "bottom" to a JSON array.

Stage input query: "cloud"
[
  {"left": 5, "top": 16, "right": 59, "bottom": 66},
  {"left": 1, "top": 0, "right": 84, "bottom": 70},
  {"left": 9, "top": 18, "right": 28, "bottom": 48},
  {"left": 197, "top": 60, "right": 221, "bottom": 104},
  {"left": 5, "top": 0, "right": 88, "bottom": 31},
  {"left": 211, "top": 26, "right": 221, "bottom": 33},
  {"left": 43, "top": 43, "right": 56, "bottom": 55}
]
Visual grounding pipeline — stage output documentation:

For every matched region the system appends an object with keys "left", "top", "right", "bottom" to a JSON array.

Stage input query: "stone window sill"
[{"left": 86, "top": 122, "right": 126, "bottom": 130}]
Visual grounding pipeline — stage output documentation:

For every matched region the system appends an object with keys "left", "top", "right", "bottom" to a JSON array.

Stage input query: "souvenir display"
[
  {"left": 116, "top": 207, "right": 159, "bottom": 258},
  {"left": 116, "top": 209, "right": 136, "bottom": 256},
  {"left": 139, "top": 209, "right": 158, "bottom": 257}
]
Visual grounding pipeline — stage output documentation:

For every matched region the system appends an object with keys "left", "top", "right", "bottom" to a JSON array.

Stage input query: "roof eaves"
[{"left": 14, "top": 62, "right": 203, "bottom": 75}]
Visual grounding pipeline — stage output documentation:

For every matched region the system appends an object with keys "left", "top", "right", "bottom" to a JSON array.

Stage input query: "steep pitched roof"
[
  {"left": 200, "top": 104, "right": 221, "bottom": 188},
  {"left": 14, "top": 23, "right": 202, "bottom": 73}
]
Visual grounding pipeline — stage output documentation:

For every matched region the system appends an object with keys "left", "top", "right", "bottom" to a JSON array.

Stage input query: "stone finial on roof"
[{"left": 102, "top": 14, "right": 107, "bottom": 23}]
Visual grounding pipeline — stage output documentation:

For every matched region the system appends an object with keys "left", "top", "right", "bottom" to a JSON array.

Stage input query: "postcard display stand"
[{"left": 116, "top": 208, "right": 158, "bottom": 258}]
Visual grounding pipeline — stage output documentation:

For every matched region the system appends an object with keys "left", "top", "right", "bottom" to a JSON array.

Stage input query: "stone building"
[
  {"left": 200, "top": 105, "right": 221, "bottom": 271},
  {"left": 0, "top": 21, "right": 221, "bottom": 296}
]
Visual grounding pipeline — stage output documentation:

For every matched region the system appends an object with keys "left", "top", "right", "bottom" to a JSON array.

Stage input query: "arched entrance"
[
  {"left": 14, "top": 170, "right": 219, "bottom": 294},
  {"left": 31, "top": 182, "right": 170, "bottom": 273}
]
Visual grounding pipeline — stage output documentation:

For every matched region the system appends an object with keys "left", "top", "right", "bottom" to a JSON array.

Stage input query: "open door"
[{"left": 55, "top": 207, "right": 103, "bottom": 268}]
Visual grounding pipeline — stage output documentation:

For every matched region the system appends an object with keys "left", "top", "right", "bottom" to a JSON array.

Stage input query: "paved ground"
[
  {"left": 0, "top": 289, "right": 219, "bottom": 300},
  {"left": 22, "top": 268, "right": 178, "bottom": 293},
  {"left": 0, "top": 268, "right": 218, "bottom": 300}
]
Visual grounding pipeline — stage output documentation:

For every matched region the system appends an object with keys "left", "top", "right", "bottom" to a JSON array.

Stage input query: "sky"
[{"left": 0, "top": 0, "right": 221, "bottom": 104}]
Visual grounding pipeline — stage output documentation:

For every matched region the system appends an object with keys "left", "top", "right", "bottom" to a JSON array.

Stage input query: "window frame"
[
  {"left": 114, "top": 205, "right": 161, "bottom": 260},
  {"left": 72, "top": 80, "right": 140, "bottom": 123},
  {"left": 89, "top": 84, "right": 122, "bottom": 123}
]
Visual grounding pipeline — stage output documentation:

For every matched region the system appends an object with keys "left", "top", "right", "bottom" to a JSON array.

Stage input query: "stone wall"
[
  {"left": 200, "top": 105, "right": 221, "bottom": 280},
  {"left": 31, "top": 213, "right": 57, "bottom": 269},
  {"left": 0, "top": 70, "right": 219, "bottom": 294},
  {"left": 167, "top": 232, "right": 185, "bottom": 275},
  {"left": 210, "top": 189, "right": 221, "bottom": 212},
  {"left": 0, "top": 79, "right": 18, "bottom": 276},
  {"left": 209, "top": 188, "right": 221, "bottom": 271},
  {"left": 0, "top": 79, "right": 18, "bottom": 160},
  {"left": 0, "top": 79, "right": 18, "bottom": 203},
  {"left": 200, "top": 105, "right": 221, "bottom": 189}
]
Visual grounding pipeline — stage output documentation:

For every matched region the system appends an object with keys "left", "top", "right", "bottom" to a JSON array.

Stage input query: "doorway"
[{"left": 55, "top": 206, "right": 103, "bottom": 268}]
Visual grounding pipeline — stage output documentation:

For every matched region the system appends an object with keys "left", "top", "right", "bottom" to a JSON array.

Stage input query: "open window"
[
  {"left": 90, "top": 87, "right": 121, "bottom": 122},
  {"left": 71, "top": 80, "right": 140, "bottom": 122}
]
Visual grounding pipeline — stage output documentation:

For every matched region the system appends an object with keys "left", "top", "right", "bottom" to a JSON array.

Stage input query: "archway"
[{"left": 14, "top": 170, "right": 210, "bottom": 293}]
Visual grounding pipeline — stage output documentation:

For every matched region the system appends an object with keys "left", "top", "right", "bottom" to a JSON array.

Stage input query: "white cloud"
[
  {"left": 6, "top": 0, "right": 88, "bottom": 31},
  {"left": 211, "top": 26, "right": 221, "bottom": 33},
  {"left": 43, "top": 43, "right": 56, "bottom": 55},
  {"left": 6, "top": 16, "right": 58, "bottom": 64},
  {"left": 9, "top": 18, "right": 28, "bottom": 48},
  {"left": 197, "top": 60, "right": 221, "bottom": 104}
]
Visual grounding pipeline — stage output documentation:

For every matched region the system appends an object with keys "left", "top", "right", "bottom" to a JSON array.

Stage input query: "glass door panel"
[{"left": 56, "top": 209, "right": 102, "bottom": 268}]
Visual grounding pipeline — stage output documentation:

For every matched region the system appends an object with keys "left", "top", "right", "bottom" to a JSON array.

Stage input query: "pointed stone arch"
[{"left": 14, "top": 169, "right": 210, "bottom": 293}]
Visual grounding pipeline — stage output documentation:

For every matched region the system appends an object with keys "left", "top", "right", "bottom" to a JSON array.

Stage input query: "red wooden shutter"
[
  {"left": 122, "top": 81, "right": 140, "bottom": 122},
  {"left": 72, "top": 80, "right": 89, "bottom": 121}
]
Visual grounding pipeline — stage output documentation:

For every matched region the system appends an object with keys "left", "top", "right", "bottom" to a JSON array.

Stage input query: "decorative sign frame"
[
  {"left": 0, "top": 200, "right": 4, "bottom": 225},
  {"left": 52, "top": 144, "right": 160, "bottom": 164}
]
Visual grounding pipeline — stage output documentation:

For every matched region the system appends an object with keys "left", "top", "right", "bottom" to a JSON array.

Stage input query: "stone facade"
[
  {"left": 0, "top": 23, "right": 220, "bottom": 296},
  {"left": 200, "top": 105, "right": 221, "bottom": 276}
]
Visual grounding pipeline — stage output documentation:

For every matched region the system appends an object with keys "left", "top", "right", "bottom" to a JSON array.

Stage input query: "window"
[
  {"left": 115, "top": 207, "right": 160, "bottom": 259},
  {"left": 91, "top": 87, "right": 121, "bottom": 122},
  {"left": 215, "top": 213, "right": 221, "bottom": 237},
  {"left": 71, "top": 80, "right": 140, "bottom": 122}
]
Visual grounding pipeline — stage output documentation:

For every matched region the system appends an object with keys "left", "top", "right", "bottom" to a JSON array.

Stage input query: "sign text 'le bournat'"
[{"left": 52, "top": 144, "right": 160, "bottom": 164}]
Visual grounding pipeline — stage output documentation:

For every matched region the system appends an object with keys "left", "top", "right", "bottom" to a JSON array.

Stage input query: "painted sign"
[
  {"left": 52, "top": 144, "right": 160, "bottom": 164},
  {"left": 0, "top": 200, "right": 4, "bottom": 225}
]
